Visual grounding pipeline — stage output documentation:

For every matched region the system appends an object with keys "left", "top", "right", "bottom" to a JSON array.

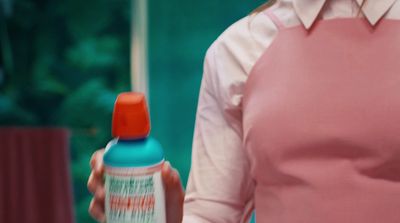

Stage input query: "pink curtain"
[{"left": 0, "top": 127, "right": 74, "bottom": 223}]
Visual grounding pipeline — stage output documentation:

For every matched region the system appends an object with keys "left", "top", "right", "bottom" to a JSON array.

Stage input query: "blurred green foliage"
[{"left": 0, "top": 0, "right": 264, "bottom": 222}]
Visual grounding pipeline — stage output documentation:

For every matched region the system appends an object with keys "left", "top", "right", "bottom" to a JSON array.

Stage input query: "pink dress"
[
  {"left": 183, "top": 1, "right": 400, "bottom": 222},
  {"left": 242, "top": 10, "right": 400, "bottom": 222}
]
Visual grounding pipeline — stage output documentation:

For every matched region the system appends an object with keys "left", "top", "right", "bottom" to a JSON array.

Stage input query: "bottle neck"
[{"left": 117, "top": 137, "right": 147, "bottom": 143}]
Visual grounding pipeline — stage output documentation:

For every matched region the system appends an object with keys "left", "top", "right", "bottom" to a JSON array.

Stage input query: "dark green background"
[{"left": 0, "top": 0, "right": 265, "bottom": 222}]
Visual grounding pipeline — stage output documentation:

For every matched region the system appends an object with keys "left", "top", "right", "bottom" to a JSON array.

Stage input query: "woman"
[{"left": 88, "top": 0, "right": 400, "bottom": 222}]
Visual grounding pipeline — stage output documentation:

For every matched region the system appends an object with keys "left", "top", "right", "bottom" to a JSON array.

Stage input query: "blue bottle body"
[
  {"left": 103, "top": 136, "right": 166, "bottom": 223},
  {"left": 104, "top": 137, "right": 164, "bottom": 167}
]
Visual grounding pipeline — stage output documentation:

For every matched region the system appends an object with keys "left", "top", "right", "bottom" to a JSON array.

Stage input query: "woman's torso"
[
  {"left": 183, "top": 0, "right": 400, "bottom": 222},
  {"left": 243, "top": 5, "right": 400, "bottom": 222}
]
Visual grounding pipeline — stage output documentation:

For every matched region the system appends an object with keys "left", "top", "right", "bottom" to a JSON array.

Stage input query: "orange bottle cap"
[{"left": 112, "top": 92, "right": 150, "bottom": 139}]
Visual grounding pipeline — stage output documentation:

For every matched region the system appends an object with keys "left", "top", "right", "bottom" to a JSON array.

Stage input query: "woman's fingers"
[
  {"left": 88, "top": 149, "right": 106, "bottom": 222},
  {"left": 170, "top": 169, "right": 183, "bottom": 191},
  {"left": 162, "top": 161, "right": 172, "bottom": 184},
  {"left": 87, "top": 172, "right": 97, "bottom": 194},
  {"left": 94, "top": 184, "right": 106, "bottom": 203},
  {"left": 87, "top": 172, "right": 103, "bottom": 194},
  {"left": 90, "top": 149, "right": 105, "bottom": 176},
  {"left": 162, "top": 161, "right": 184, "bottom": 193},
  {"left": 88, "top": 149, "right": 105, "bottom": 194},
  {"left": 89, "top": 198, "right": 105, "bottom": 223},
  {"left": 166, "top": 164, "right": 184, "bottom": 203},
  {"left": 88, "top": 181, "right": 105, "bottom": 222},
  {"left": 162, "top": 161, "right": 185, "bottom": 223}
]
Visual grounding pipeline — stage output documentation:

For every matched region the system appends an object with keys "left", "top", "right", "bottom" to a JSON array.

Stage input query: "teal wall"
[
  {"left": 149, "top": 0, "right": 265, "bottom": 189},
  {"left": 148, "top": 2, "right": 265, "bottom": 222}
]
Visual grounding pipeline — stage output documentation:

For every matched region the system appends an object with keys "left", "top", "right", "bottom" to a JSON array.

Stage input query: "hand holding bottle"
[
  {"left": 87, "top": 92, "right": 184, "bottom": 223},
  {"left": 87, "top": 149, "right": 184, "bottom": 223}
]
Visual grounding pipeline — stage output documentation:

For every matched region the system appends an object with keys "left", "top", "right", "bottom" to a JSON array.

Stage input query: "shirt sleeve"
[{"left": 182, "top": 41, "right": 255, "bottom": 223}]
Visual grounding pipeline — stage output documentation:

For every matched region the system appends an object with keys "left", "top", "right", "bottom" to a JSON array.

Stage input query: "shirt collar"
[{"left": 293, "top": 0, "right": 397, "bottom": 29}]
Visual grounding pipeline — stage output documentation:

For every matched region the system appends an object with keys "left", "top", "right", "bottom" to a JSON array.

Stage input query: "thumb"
[{"left": 161, "top": 161, "right": 172, "bottom": 184}]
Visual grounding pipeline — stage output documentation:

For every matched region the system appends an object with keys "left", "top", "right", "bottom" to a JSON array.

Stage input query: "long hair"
[{"left": 250, "top": 0, "right": 368, "bottom": 17}]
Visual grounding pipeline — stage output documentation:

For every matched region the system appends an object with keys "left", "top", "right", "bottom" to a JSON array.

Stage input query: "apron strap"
[{"left": 264, "top": 10, "right": 285, "bottom": 30}]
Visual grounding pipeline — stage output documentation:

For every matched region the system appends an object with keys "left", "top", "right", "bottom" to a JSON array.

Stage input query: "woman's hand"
[{"left": 87, "top": 149, "right": 185, "bottom": 223}]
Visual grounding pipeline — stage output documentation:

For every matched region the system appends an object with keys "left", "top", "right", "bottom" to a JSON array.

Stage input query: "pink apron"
[{"left": 243, "top": 10, "right": 400, "bottom": 222}]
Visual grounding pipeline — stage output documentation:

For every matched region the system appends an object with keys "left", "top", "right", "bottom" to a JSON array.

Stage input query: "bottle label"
[{"left": 104, "top": 162, "right": 166, "bottom": 223}]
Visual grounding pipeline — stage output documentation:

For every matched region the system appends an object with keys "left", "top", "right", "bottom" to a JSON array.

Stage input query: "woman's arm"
[{"left": 183, "top": 42, "right": 255, "bottom": 222}]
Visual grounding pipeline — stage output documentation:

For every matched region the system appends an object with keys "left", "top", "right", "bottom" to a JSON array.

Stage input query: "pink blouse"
[{"left": 183, "top": 0, "right": 400, "bottom": 222}]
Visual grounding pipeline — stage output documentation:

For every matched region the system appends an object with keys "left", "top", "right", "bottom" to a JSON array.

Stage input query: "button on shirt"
[{"left": 183, "top": 0, "right": 400, "bottom": 222}]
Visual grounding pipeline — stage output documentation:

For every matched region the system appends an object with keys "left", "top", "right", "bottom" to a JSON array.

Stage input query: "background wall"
[{"left": 0, "top": 0, "right": 265, "bottom": 222}]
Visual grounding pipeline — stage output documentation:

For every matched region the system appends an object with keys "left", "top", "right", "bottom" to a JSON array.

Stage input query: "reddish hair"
[{"left": 250, "top": 0, "right": 277, "bottom": 15}]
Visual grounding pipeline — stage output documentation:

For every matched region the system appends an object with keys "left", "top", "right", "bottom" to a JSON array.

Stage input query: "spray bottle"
[{"left": 103, "top": 92, "right": 166, "bottom": 223}]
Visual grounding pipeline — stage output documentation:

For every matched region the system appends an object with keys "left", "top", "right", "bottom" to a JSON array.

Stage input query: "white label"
[{"left": 105, "top": 164, "right": 166, "bottom": 223}]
